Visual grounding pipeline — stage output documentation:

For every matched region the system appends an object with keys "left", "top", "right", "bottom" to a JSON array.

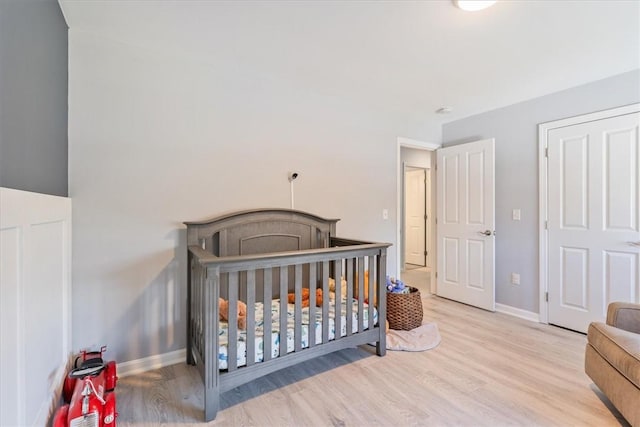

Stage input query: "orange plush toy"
[
  {"left": 219, "top": 297, "right": 247, "bottom": 330},
  {"left": 356, "top": 271, "right": 377, "bottom": 306},
  {"left": 287, "top": 288, "right": 324, "bottom": 307},
  {"left": 287, "top": 288, "right": 310, "bottom": 307}
]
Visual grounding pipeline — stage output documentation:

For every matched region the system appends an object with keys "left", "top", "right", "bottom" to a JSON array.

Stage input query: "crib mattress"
[{"left": 218, "top": 298, "right": 377, "bottom": 370}]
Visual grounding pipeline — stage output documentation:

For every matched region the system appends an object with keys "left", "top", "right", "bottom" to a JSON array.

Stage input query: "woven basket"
[{"left": 386, "top": 286, "right": 423, "bottom": 331}]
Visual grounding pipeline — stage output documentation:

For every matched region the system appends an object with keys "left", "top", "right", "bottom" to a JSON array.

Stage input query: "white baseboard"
[
  {"left": 118, "top": 349, "right": 186, "bottom": 378},
  {"left": 495, "top": 303, "right": 540, "bottom": 323}
]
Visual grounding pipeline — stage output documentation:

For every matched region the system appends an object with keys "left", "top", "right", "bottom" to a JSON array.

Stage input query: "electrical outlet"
[
  {"left": 382, "top": 209, "right": 389, "bottom": 220},
  {"left": 511, "top": 273, "right": 520, "bottom": 285}
]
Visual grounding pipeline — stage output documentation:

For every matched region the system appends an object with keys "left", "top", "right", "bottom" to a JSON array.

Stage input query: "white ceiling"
[{"left": 59, "top": 0, "right": 640, "bottom": 141}]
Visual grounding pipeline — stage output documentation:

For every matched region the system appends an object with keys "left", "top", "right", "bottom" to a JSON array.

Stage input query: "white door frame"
[
  {"left": 396, "top": 137, "right": 441, "bottom": 293},
  {"left": 538, "top": 103, "right": 640, "bottom": 324}
]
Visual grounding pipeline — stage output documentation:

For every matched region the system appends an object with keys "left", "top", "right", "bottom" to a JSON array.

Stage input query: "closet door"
[{"left": 547, "top": 111, "right": 640, "bottom": 332}]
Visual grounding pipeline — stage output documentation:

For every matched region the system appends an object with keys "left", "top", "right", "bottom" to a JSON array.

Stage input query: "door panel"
[
  {"left": 605, "top": 128, "right": 637, "bottom": 230},
  {"left": 548, "top": 112, "right": 640, "bottom": 332},
  {"left": 605, "top": 251, "right": 638, "bottom": 302},
  {"left": 437, "top": 138, "right": 495, "bottom": 311}
]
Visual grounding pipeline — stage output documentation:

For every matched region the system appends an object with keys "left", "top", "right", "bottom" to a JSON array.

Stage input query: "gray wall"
[
  {"left": 442, "top": 70, "right": 640, "bottom": 314},
  {"left": 0, "top": 0, "right": 68, "bottom": 197},
  {"left": 68, "top": 32, "right": 408, "bottom": 363}
]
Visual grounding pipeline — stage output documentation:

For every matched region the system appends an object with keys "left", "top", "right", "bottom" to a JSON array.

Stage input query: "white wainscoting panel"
[{"left": 0, "top": 188, "right": 72, "bottom": 426}]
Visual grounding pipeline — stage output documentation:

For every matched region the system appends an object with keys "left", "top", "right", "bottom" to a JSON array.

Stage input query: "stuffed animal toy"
[
  {"left": 287, "top": 288, "right": 324, "bottom": 307},
  {"left": 355, "top": 270, "right": 378, "bottom": 306},
  {"left": 219, "top": 298, "right": 247, "bottom": 330},
  {"left": 328, "top": 277, "right": 348, "bottom": 300},
  {"left": 386, "top": 276, "right": 406, "bottom": 293},
  {"left": 288, "top": 288, "right": 311, "bottom": 307}
]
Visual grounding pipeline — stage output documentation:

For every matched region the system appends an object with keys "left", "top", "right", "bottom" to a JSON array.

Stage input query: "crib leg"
[
  {"left": 376, "top": 329, "right": 386, "bottom": 357},
  {"left": 204, "top": 387, "right": 219, "bottom": 422},
  {"left": 186, "top": 346, "right": 195, "bottom": 365}
]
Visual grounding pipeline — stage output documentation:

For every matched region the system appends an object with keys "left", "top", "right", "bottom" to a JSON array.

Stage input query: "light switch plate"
[{"left": 512, "top": 209, "right": 521, "bottom": 221}]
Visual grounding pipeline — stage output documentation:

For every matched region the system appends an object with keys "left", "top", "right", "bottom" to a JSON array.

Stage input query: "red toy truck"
[{"left": 53, "top": 346, "right": 117, "bottom": 427}]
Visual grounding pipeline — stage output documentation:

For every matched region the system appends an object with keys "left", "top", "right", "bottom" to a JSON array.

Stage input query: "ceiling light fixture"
[{"left": 454, "top": 0, "right": 497, "bottom": 12}]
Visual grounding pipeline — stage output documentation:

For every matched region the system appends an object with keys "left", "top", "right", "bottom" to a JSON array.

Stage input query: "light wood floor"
[
  {"left": 116, "top": 296, "right": 628, "bottom": 426},
  {"left": 400, "top": 266, "right": 430, "bottom": 295}
]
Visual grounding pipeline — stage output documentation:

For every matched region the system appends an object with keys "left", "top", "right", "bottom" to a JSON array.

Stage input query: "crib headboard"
[{"left": 184, "top": 208, "right": 339, "bottom": 257}]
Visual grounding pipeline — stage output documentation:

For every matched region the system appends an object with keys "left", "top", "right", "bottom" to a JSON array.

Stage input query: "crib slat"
[
  {"left": 334, "top": 259, "right": 342, "bottom": 340},
  {"left": 294, "top": 264, "right": 302, "bottom": 352},
  {"left": 346, "top": 258, "right": 353, "bottom": 337},
  {"left": 368, "top": 257, "right": 375, "bottom": 330},
  {"left": 263, "top": 268, "right": 272, "bottom": 362},
  {"left": 308, "top": 262, "right": 316, "bottom": 348},
  {"left": 357, "top": 257, "right": 365, "bottom": 333},
  {"left": 376, "top": 251, "right": 387, "bottom": 356},
  {"left": 204, "top": 266, "right": 220, "bottom": 420},
  {"left": 246, "top": 269, "right": 256, "bottom": 367},
  {"left": 228, "top": 272, "right": 238, "bottom": 372},
  {"left": 279, "top": 267, "right": 288, "bottom": 359},
  {"left": 322, "top": 261, "right": 329, "bottom": 344}
]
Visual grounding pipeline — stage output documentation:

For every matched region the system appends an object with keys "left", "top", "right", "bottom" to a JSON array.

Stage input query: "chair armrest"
[{"left": 607, "top": 302, "right": 640, "bottom": 334}]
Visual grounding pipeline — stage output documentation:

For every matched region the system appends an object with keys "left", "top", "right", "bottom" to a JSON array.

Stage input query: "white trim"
[
  {"left": 396, "top": 137, "right": 441, "bottom": 294},
  {"left": 538, "top": 121, "right": 549, "bottom": 324},
  {"left": 537, "top": 103, "right": 640, "bottom": 325},
  {"left": 117, "top": 348, "right": 186, "bottom": 378},
  {"left": 397, "top": 137, "right": 441, "bottom": 151},
  {"left": 495, "top": 303, "right": 540, "bottom": 323}
]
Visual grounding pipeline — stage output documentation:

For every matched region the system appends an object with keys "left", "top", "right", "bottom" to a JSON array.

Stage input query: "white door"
[
  {"left": 436, "top": 139, "right": 496, "bottom": 311},
  {"left": 405, "top": 168, "right": 426, "bottom": 266},
  {"left": 547, "top": 112, "right": 640, "bottom": 333}
]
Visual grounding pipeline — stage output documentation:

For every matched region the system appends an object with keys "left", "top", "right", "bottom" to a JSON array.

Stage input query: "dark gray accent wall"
[
  {"left": 442, "top": 70, "right": 640, "bottom": 314},
  {"left": 0, "top": 0, "right": 68, "bottom": 197}
]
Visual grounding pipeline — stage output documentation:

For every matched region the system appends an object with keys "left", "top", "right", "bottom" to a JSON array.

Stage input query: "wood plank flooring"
[{"left": 116, "top": 296, "right": 628, "bottom": 426}]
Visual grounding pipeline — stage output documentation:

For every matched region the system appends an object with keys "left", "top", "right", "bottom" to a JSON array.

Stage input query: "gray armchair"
[{"left": 585, "top": 302, "right": 640, "bottom": 426}]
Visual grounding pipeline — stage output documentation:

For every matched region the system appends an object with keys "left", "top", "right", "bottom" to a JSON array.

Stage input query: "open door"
[
  {"left": 405, "top": 167, "right": 426, "bottom": 267},
  {"left": 436, "top": 139, "right": 495, "bottom": 311}
]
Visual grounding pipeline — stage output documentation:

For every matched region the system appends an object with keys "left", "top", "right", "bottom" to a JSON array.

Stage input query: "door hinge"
[
  {"left": 544, "top": 220, "right": 548, "bottom": 230},
  {"left": 545, "top": 292, "right": 549, "bottom": 302},
  {"left": 435, "top": 272, "right": 438, "bottom": 279},
  {"left": 424, "top": 215, "right": 428, "bottom": 220},
  {"left": 545, "top": 147, "right": 548, "bottom": 158},
  {"left": 424, "top": 251, "right": 428, "bottom": 256}
]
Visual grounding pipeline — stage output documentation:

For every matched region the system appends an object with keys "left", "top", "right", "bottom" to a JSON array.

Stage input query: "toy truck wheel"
[
  {"left": 52, "top": 404, "right": 69, "bottom": 427},
  {"left": 105, "top": 361, "right": 118, "bottom": 391}
]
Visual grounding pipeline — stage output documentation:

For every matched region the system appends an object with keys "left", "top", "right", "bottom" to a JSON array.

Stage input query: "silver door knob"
[{"left": 479, "top": 230, "right": 494, "bottom": 236}]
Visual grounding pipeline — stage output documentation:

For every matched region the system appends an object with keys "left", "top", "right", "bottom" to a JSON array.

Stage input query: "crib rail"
[{"left": 187, "top": 238, "right": 389, "bottom": 420}]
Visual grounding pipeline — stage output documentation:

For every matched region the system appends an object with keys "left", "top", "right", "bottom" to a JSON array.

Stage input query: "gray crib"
[{"left": 185, "top": 208, "right": 390, "bottom": 421}]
